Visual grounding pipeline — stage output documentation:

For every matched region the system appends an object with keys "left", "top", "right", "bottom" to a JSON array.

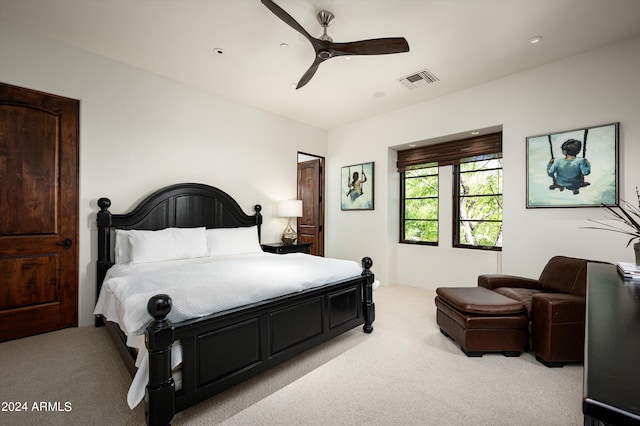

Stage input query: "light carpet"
[{"left": 0, "top": 285, "right": 583, "bottom": 425}]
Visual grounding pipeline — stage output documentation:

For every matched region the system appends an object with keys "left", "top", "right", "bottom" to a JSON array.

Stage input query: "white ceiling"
[{"left": 2, "top": 0, "right": 640, "bottom": 130}]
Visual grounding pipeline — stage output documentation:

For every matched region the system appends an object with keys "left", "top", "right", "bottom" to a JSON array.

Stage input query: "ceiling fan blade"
[
  {"left": 296, "top": 57, "right": 323, "bottom": 89},
  {"left": 330, "top": 38, "right": 410, "bottom": 57},
  {"left": 261, "top": 0, "right": 313, "bottom": 42}
]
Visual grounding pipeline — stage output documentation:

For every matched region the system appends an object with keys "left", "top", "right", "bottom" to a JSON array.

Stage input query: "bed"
[{"left": 94, "top": 183, "right": 375, "bottom": 426}]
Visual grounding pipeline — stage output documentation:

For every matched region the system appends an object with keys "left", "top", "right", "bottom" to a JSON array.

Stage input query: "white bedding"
[{"left": 94, "top": 252, "right": 372, "bottom": 408}]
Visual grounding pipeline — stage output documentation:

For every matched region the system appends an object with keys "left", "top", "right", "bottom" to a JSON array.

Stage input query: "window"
[
  {"left": 401, "top": 165, "right": 438, "bottom": 244},
  {"left": 397, "top": 132, "right": 502, "bottom": 249},
  {"left": 454, "top": 155, "right": 503, "bottom": 249}
]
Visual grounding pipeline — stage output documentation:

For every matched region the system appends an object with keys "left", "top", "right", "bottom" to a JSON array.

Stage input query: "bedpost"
[
  {"left": 96, "top": 198, "right": 112, "bottom": 327},
  {"left": 254, "top": 204, "right": 263, "bottom": 241},
  {"left": 145, "top": 294, "right": 175, "bottom": 426},
  {"left": 97, "top": 198, "right": 112, "bottom": 263},
  {"left": 361, "top": 257, "right": 375, "bottom": 333}
]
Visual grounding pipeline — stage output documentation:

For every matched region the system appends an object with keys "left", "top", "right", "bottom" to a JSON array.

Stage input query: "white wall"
[
  {"left": 0, "top": 22, "right": 327, "bottom": 326},
  {"left": 326, "top": 36, "right": 640, "bottom": 289}
]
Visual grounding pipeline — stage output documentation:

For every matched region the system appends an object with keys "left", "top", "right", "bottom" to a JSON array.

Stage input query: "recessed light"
[
  {"left": 528, "top": 36, "right": 542, "bottom": 45},
  {"left": 280, "top": 43, "right": 289, "bottom": 48},
  {"left": 372, "top": 91, "right": 386, "bottom": 98},
  {"left": 471, "top": 131, "right": 480, "bottom": 135},
  {"left": 409, "top": 143, "right": 416, "bottom": 147}
]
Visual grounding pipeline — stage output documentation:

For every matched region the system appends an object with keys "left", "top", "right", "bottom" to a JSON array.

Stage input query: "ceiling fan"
[{"left": 261, "top": 0, "right": 410, "bottom": 89}]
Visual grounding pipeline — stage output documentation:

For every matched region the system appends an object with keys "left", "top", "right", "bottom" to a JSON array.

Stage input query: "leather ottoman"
[{"left": 435, "top": 287, "right": 527, "bottom": 357}]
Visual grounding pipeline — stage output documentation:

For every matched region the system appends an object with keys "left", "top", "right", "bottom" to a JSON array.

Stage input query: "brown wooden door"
[
  {"left": 0, "top": 83, "right": 79, "bottom": 342},
  {"left": 297, "top": 158, "right": 324, "bottom": 256}
]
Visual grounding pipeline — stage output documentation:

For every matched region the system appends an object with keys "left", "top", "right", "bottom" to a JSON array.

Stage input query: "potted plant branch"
[{"left": 583, "top": 187, "right": 640, "bottom": 265}]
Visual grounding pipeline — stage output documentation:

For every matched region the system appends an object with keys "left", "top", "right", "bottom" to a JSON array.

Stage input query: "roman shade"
[{"left": 397, "top": 132, "right": 502, "bottom": 171}]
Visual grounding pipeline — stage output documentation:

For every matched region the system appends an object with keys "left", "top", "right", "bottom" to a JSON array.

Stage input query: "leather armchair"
[{"left": 478, "top": 256, "right": 605, "bottom": 367}]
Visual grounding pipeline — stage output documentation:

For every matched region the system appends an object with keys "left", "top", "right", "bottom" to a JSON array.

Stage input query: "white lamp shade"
[{"left": 276, "top": 200, "right": 303, "bottom": 217}]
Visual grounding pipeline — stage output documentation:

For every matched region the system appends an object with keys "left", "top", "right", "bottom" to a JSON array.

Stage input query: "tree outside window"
[
  {"left": 401, "top": 165, "right": 438, "bottom": 244},
  {"left": 454, "top": 156, "right": 503, "bottom": 249}
]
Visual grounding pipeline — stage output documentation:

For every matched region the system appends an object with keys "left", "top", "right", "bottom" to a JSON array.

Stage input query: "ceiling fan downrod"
[{"left": 317, "top": 10, "right": 334, "bottom": 42}]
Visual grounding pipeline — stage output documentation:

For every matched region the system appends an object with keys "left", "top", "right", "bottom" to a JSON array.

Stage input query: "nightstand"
[{"left": 261, "top": 242, "right": 311, "bottom": 255}]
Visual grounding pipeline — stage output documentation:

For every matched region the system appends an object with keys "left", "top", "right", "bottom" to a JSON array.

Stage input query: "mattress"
[{"left": 94, "top": 252, "right": 373, "bottom": 407}]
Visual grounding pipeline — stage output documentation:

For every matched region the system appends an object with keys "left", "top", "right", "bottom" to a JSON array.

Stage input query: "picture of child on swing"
[
  {"left": 341, "top": 162, "right": 374, "bottom": 210},
  {"left": 547, "top": 138, "right": 591, "bottom": 195},
  {"left": 526, "top": 122, "right": 618, "bottom": 208}
]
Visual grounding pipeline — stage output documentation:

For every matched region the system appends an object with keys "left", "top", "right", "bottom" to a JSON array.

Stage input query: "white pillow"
[
  {"left": 128, "top": 227, "right": 208, "bottom": 264},
  {"left": 206, "top": 226, "right": 263, "bottom": 257},
  {"left": 114, "top": 229, "right": 132, "bottom": 264}
]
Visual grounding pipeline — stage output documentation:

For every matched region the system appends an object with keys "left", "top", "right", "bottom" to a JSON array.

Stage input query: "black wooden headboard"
[{"left": 96, "top": 183, "right": 262, "bottom": 297}]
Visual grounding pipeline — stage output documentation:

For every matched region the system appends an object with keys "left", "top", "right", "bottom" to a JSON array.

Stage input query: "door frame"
[{"left": 297, "top": 152, "right": 325, "bottom": 256}]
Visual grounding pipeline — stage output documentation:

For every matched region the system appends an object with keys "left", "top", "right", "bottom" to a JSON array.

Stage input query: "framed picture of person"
[
  {"left": 341, "top": 162, "right": 374, "bottom": 210},
  {"left": 526, "top": 122, "right": 619, "bottom": 208}
]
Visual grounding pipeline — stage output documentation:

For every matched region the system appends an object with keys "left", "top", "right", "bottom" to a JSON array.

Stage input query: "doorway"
[
  {"left": 0, "top": 83, "right": 79, "bottom": 342},
  {"left": 297, "top": 152, "right": 325, "bottom": 256}
]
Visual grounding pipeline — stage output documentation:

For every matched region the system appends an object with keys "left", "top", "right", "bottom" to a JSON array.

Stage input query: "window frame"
[
  {"left": 399, "top": 165, "right": 439, "bottom": 245},
  {"left": 452, "top": 156, "right": 503, "bottom": 251}
]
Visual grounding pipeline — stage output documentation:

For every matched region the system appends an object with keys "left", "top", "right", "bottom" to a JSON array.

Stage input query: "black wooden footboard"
[{"left": 145, "top": 258, "right": 375, "bottom": 426}]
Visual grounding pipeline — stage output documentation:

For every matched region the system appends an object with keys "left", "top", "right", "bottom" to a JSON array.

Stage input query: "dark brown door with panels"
[
  {"left": 0, "top": 83, "right": 79, "bottom": 342},
  {"left": 297, "top": 157, "right": 324, "bottom": 256}
]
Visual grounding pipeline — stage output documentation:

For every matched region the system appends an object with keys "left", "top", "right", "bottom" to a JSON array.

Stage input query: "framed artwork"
[
  {"left": 341, "top": 162, "right": 374, "bottom": 210},
  {"left": 526, "top": 122, "right": 618, "bottom": 208}
]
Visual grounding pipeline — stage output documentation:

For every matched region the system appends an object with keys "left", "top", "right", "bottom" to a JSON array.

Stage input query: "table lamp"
[{"left": 276, "top": 200, "right": 303, "bottom": 245}]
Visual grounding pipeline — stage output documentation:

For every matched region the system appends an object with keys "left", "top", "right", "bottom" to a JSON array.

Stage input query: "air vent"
[{"left": 398, "top": 68, "right": 439, "bottom": 89}]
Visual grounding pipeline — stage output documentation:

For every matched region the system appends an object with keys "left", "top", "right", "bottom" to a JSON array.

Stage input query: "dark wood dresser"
[{"left": 583, "top": 263, "right": 640, "bottom": 425}]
